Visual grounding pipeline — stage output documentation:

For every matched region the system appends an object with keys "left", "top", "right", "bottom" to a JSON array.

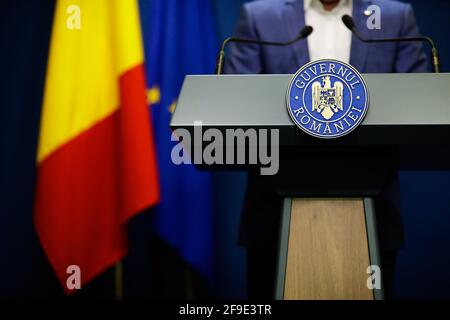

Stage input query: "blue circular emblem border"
[{"left": 286, "top": 59, "right": 370, "bottom": 139}]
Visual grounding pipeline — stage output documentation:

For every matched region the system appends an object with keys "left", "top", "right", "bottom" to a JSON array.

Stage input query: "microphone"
[
  {"left": 342, "top": 14, "right": 440, "bottom": 73},
  {"left": 215, "top": 26, "right": 313, "bottom": 75}
]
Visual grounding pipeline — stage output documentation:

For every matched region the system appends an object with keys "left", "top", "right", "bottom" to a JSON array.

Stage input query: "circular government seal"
[{"left": 286, "top": 59, "right": 369, "bottom": 139}]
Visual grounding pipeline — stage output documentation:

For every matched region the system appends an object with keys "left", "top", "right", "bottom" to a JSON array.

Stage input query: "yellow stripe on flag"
[
  {"left": 111, "top": 0, "right": 145, "bottom": 75},
  {"left": 37, "top": 0, "right": 145, "bottom": 163}
]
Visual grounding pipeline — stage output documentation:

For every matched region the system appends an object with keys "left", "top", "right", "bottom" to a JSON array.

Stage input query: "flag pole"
[{"left": 115, "top": 261, "right": 123, "bottom": 300}]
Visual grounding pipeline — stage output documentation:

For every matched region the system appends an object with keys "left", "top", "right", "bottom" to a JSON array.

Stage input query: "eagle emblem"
[{"left": 311, "top": 76, "right": 343, "bottom": 120}]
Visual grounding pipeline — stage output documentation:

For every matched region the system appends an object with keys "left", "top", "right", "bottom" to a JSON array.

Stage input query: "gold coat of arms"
[{"left": 312, "top": 76, "right": 344, "bottom": 120}]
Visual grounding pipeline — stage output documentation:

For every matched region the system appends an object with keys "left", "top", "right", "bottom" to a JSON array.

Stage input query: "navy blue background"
[{"left": 0, "top": 0, "right": 449, "bottom": 299}]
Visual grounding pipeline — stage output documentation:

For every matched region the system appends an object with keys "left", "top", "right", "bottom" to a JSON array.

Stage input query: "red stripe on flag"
[
  {"left": 34, "top": 64, "right": 159, "bottom": 292},
  {"left": 118, "top": 63, "right": 159, "bottom": 221}
]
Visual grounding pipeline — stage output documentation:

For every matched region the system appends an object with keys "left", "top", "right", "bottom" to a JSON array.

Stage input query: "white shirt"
[{"left": 304, "top": 0, "right": 353, "bottom": 63}]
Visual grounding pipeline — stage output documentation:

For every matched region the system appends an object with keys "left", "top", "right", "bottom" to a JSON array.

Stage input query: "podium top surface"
[
  {"left": 171, "top": 73, "right": 450, "bottom": 127},
  {"left": 170, "top": 73, "right": 450, "bottom": 170}
]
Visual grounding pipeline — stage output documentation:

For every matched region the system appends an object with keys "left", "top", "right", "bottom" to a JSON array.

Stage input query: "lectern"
[{"left": 170, "top": 73, "right": 450, "bottom": 300}]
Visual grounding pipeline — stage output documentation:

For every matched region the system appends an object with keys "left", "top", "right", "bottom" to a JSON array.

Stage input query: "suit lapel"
[
  {"left": 284, "top": 0, "right": 310, "bottom": 69},
  {"left": 349, "top": 0, "right": 372, "bottom": 72}
]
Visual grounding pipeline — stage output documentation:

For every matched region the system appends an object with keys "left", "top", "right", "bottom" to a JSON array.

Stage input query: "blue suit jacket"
[{"left": 225, "top": 0, "right": 428, "bottom": 74}]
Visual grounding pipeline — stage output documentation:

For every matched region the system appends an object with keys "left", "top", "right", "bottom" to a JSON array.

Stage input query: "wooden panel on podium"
[{"left": 283, "top": 198, "right": 373, "bottom": 300}]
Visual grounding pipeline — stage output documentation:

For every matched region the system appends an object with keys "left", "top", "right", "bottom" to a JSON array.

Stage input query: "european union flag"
[{"left": 139, "top": 0, "right": 218, "bottom": 285}]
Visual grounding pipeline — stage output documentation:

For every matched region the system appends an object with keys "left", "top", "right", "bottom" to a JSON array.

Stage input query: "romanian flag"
[{"left": 34, "top": 0, "right": 159, "bottom": 291}]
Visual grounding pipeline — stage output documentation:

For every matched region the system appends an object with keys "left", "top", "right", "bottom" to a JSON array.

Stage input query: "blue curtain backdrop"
[
  {"left": 0, "top": 0, "right": 55, "bottom": 298},
  {"left": 0, "top": 0, "right": 449, "bottom": 299}
]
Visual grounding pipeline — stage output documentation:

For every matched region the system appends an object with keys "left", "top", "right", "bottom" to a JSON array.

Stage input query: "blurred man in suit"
[{"left": 225, "top": 0, "right": 428, "bottom": 299}]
